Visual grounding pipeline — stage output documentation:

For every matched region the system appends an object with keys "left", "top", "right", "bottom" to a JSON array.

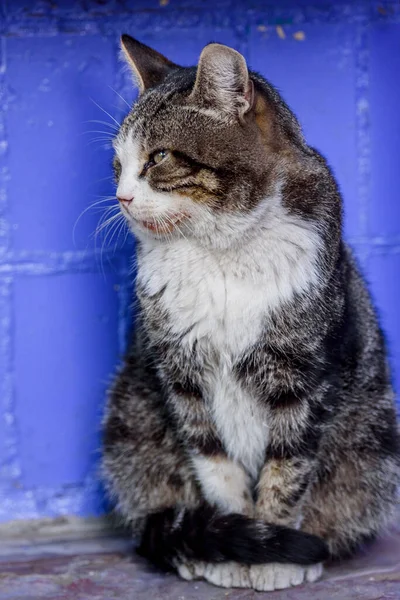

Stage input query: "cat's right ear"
[
  {"left": 120, "top": 35, "right": 178, "bottom": 95},
  {"left": 189, "top": 43, "right": 254, "bottom": 120}
]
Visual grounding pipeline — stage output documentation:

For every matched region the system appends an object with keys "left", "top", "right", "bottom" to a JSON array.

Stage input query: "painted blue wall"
[{"left": 0, "top": 0, "right": 399, "bottom": 522}]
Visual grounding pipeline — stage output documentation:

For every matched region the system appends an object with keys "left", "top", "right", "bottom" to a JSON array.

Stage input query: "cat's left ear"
[
  {"left": 189, "top": 44, "right": 254, "bottom": 119},
  {"left": 120, "top": 34, "right": 178, "bottom": 94}
]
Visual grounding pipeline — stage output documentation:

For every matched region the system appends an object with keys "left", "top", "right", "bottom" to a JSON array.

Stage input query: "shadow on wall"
[{"left": 0, "top": 0, "right": 399, "bottom": 522}]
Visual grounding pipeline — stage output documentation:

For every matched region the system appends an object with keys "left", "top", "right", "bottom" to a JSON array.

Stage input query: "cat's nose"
[{"left": 117, "top": 194, "right": 134, "bottom": 206}]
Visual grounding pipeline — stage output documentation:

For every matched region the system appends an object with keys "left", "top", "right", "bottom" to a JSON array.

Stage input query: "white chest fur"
[
  {"left": 139, "top": 240, "right": 269, "bottom": 357},
  {"left": 212, "top": 367, "right": 269, "bottom": 478},
  {"left": 138, "top": 220, "right": 319, "bottom": 475}
]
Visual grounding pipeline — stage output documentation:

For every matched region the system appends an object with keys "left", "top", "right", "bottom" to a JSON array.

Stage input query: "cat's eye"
[
  {"left": 152, "top": 150, "right": 168, "bottom": 165},
  {"left": 141, "top": 150, "right": 169, "bottom": 177}
]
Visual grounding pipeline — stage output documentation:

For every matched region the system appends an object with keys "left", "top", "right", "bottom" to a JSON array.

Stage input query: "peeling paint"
[
  {"left": 293, "top": 30, "right": 306, "bottom": 41},
  {"left": 276, "top": 25, "right": 286, "bottom": 39}
]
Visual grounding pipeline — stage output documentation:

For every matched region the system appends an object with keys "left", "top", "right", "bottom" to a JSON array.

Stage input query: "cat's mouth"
[{"left": 136, "top": 215, "right": 187, "bottom": 234}]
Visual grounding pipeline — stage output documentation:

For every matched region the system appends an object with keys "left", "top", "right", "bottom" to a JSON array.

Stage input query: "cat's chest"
[
  {"left": 138, "top": 242, "right": 268, "bottom": 357},
  {"left": 139, "top": 241, "right": 270, "bottom": 475}
]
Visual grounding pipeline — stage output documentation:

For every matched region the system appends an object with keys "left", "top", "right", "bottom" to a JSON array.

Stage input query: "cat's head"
[{"left": 114, "top": 35, "right": 307, "bottom": 249}]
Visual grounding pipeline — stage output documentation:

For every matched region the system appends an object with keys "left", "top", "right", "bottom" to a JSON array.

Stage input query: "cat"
[{"left": 102, "top": 35, "right": 400, "bottom": 591}]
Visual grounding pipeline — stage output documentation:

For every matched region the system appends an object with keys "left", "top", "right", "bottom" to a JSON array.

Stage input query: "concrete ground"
[{"left": 1, "top": 519, "right": 400, "bottom": 600}]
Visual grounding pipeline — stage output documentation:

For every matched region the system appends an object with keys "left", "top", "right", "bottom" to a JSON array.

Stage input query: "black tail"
[{"left": 137, "top": 505, "right": 329, "bottom": 571}]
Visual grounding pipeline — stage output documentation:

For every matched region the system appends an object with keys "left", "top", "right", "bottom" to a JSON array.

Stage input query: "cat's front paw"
[
  {"left": 176, "top": 561, "right": 251, "bottom": 588},
  {"left": 250, "top": 562, "right": 323, "bottom": 591},
  {"left": 177, "top": 560, "right": 323, "bottom": 590},
  {"left": 203, "top": 562, "right": 251, "bottom": 588},
  {"left": 176, "top": 560, "right": 206, "bottom": 581}
]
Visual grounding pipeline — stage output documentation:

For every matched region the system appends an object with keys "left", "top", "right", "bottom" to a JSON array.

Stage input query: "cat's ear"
[
  {"left": 190, "top": 43, "right": 254, "bottom": 119},
  {"left": 120, "top": 34, "right": 178, "bottom": 94}
]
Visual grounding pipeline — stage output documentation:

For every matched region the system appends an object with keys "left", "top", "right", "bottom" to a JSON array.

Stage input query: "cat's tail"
[{"left": 137, "top": 505, "right": 329, "bottom": 570}]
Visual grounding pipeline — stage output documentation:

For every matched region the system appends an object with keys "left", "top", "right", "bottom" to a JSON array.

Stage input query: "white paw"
[
  {"left": 250, "top": 562, "right": 323, "bottom": 591},
  {"left": 305, "top": 562, "right": 323, "bottom": 583},
  {"left": 203, "top": 562, "right": 251, "bottom": 588},
  {"left": 177, "top": 561, "right": 251, "bottom": 588},
  {"left": 176, "top": 561, "right": 206, "bottom": 581}
]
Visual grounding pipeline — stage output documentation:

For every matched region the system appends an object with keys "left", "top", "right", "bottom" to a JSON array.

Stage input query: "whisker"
[
  {"left": 92, "top": 196, "right": 118, "bottom": 202},
  {"left": 108, "top": 85, "right": 131, "bottom": 109},
  {"left": 163, "top": 213, "right": 177, "bottom": 244},
  {"left": 159, "top": 214, "right": 174, "bottom": 246},
  {"left": 108, "top": 214, "right": 125, "bottom": 247},
  {"left": 91, "top": 175, "right": 115, "bottom": 184},
  {"left": 85, "top": 138, "right": 114, "bottom": 148},
  {"left": 98, "top": 205, "right": 120, "bottom": 220},
  {"left": 166, "top": 212, "right": 189, "bottom": 243},
  {"left": 93, "top": 211, "right": 120, "bottom": 239},
  {"left": 80, "top": 130, "right": 115, "bottom": 137},
  {"left": 122, "top": 223, "right": 130, "bottom": 246},
  {"left": 86, "top": 119, "right": 119, "bottom": 131},
  {"left": 174, "top": 221, "right": 189, "bottom": 242},
  {"left": 102, "top": 215, "right": 124, "bottom": 254},
  {"left": 73, "top": 198, "right": 118, "bottom": 246},
  {"left": 95, "top": 211, "right": 124, "bottom": 276},
  {"left": 94, "top": 210, "right": 121, "bottom": 238},
  {"left": 90, "top": 98, "right": 121, "bottom": 128},
  {"left": 112, "top": 218, "right": 128, "bottom": 253}
]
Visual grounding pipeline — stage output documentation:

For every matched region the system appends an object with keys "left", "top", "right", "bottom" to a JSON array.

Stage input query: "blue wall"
[{"left": 0, "top": 0, "right": 399, "bottom": 522}]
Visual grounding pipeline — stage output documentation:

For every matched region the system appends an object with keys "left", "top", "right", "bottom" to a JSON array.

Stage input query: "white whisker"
[
  {"left": 90, "top": 98, "right": 121, "bottom": 128},
  {"left": 108, "top": 85, "right": 132, "bottom": 109},
  {"left": 85, "top": 138, "right": 114, "bottom": 148},
  {"left": 86, "top": 119, "right": 119, "bottom": 131},
  {"left": 94, "top": 210, "right": 121, "bottom": 238},
  {"left": 81, "top": 130, "right": 115, "bottom": 137},
  {"left": 73, "top": 198, "right": 118, "bottom": 246}
]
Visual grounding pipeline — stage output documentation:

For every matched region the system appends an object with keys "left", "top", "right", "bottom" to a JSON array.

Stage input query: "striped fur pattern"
[{"left": 102, "top": 36, "right": 400, "bottom": 592}]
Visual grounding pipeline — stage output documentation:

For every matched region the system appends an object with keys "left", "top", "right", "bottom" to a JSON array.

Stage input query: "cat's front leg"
[
  {"left": 250, "top": 455, "right": 322, "bottom": 591},
  {"left": 180, "top": 452, "right": 254, "bottom": 589},
  {"left": 191, "top": 453, "right": 254, "bottom": 516},
  {"left": 171, "top": 389, "right": 254, "bottom": 586},
  {"left": 255, "top": 456, "right": 313, "bottom": 527},
  {"left": 168, "top": 379, "right": 254, "bottom": 516}
]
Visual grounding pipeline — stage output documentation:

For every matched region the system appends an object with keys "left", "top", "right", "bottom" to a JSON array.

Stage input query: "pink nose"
[{"left": 117, "top": 195, "right": 133, "bottom": 206}]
